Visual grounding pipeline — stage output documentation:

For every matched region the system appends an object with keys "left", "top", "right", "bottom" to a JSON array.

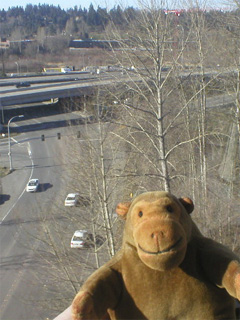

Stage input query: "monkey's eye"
[
  {"left": 166, "top": 205, "right": 174, "bottom": 213},
  {"left": 138, "top": 211, "right": 143, "bottom": 217}
]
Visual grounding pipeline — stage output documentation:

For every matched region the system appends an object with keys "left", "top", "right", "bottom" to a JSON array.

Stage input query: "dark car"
[{"left": 16, "top": 82, "right": 31, "bottom": 88}]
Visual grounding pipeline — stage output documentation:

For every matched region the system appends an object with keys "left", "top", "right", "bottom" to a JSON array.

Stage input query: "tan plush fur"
[{"left": 72, "top": 191, "right": 240, "bottom": 320}]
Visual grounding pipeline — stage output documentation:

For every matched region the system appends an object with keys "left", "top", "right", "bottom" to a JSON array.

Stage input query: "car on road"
[
  {"left": 70, "top": 230, "right": 94, "bottom": 248},
  {"left": 26, "top": 179, "right": 39, "bottom": 192},
  {"left": 16, "top": 82, "right": 31, "bottom": 88},
  {"left": 64, "top": 193, "right": 80, "bottom": 206},
  {"left": 70, "top": 230, "right": 104, "bottom": 249}
]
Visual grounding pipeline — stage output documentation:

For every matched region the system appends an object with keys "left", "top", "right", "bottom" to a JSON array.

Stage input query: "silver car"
[
  {"left": 26, "top": 179, "right": 39, "bottom": 192},
  {"left": 64, "top": 193, "right": 79, "bottom": 206},
  {"left": 70, "top": 230, "right": 104, "bottom": 249},
  {"left": 70, "top": 230, "right": 94, "bottom": 248}
]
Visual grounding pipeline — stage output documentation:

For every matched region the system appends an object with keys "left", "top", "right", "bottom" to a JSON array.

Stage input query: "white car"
[
  {"left": 64, "top": 193, "right": 79, "bottom": 206},
  {"left": 26, "top": 179, "right": 39, "bottom": 192},
  {"left": 70, "top": 230, "right": 93, "bottom": 248}
]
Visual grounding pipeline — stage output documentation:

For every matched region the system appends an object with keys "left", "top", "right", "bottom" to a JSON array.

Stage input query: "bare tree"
[
  {"left": 101, "top": 0, "right": 240, "bottom": 250},
  {"left": 103, "top": 1, "right": 213, "bottom": 194}
]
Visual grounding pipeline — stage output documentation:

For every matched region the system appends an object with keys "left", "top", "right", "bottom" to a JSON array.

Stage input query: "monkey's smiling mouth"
[{"left": 138, "top": 237, "right": 182, "bottom": 255}]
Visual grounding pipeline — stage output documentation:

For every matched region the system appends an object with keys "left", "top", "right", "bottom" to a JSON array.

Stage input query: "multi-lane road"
[
  {"left": 0, "top": 72, "right": 96, "bottom": 108},
  {"left": 0, "top": 71, "right": 121, "bottom": 319},
  {"left": 0, "top": 66, "right": 237, "bottom": 110},
  {"left": 0, "top": 70, "right": 133, "bottom": 108},
  {"left": 0, "top": 109, "right": 85, "bottom": 319}
]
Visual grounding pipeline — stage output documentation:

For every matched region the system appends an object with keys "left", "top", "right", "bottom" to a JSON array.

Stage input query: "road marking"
[
  {"left": 12, "top": 137, "right": 21, "bottom": 144},
  {"left": 31, "top": 118, "right": 42, "bottom": 124},
  {"left": 0, "top": 142, "right": 34, "bottom": 225},
  {"left": 0, "top": 140, "right": 38, "bottom": 318}
]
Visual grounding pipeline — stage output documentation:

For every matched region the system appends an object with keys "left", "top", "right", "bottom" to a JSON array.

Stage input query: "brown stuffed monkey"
[{"left": 72, "top": 191, "right": 240, "bottom": 320}]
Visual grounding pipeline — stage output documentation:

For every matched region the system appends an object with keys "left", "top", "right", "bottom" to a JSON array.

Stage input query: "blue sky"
[{"left": 0, "top": 0, "right": 235, "bottom": 11}]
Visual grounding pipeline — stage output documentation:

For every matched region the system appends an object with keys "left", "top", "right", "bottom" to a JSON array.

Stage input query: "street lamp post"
[
  {"left": 15, "top": 61, "right": 19, "bottom": 74},
  {"left": 0, "top": 99, "right": 4, "bottom": 124},
  {"left": 8, "top": 115, "right": 24, "bottom": 172}
]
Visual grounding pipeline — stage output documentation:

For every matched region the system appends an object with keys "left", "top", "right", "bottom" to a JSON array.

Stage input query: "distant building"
[
  {"left": 0, "top": 39, "right": 10, "bottom": 49},
  {"left": 164, "top": 9, "right": 184, "bottom": 16},
  {"left": 69, "top": 39, "right": 120, "bottom": 49},
  {"left": 0, "top": 38, "right": 36, "bottom": 50}
]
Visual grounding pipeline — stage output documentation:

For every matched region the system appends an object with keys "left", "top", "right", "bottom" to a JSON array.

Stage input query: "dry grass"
[{"left": 0, "top": 166, "right": 10, "bottom": 177}]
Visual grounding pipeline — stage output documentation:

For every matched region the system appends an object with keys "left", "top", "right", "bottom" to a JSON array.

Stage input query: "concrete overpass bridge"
[
  {"left": 0, "top": 67, "right": 237, "bottom": 124},
  {"left": 1, "top": 66, "right": 237, "bottom": 109},
  {"left": 0, "top": 71, "right": 132, "bottom": 123},
  {"left": 0, "top": 72, "right": 128, "bottom": 106}
]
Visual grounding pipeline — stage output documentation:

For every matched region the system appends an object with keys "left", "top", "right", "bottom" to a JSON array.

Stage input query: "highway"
[
  {"left": 0, "top": 110, "right": 85, "bottom": 319},
  {"left": 0, "top": 66, "right": 237, "bottom": 109},
  {"left": 0, "top": 71, "right": 133, "bottom": 107}
]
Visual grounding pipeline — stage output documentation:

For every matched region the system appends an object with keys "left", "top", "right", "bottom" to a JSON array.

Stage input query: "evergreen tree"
[{"left": 87, "top": 4, "right": 97, "bottom": 26}]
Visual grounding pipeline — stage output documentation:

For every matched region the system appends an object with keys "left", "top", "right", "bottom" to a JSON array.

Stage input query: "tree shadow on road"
[{"left": 0, "top": 194, "right": 11, "bottom": 205}]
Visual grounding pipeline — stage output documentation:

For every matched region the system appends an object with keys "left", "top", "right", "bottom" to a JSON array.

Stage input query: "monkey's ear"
[
  {"left": 116, "top": 202, "right": 131, "bottom": 219},
  {"left": 179, "top": 197, "right": 194, "bottom": 214}
]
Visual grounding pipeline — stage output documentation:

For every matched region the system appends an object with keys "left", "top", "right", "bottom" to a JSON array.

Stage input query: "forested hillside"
[
  {"left": 1, "top": 3, "right": 240, "bottom": 73},
  {"left": 1, "top": 4, "right": 240, "bottom": 41},
  {"left": 0, "top": 4, "right": 135, "bottom": 39}
]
